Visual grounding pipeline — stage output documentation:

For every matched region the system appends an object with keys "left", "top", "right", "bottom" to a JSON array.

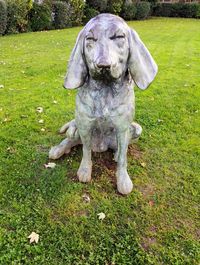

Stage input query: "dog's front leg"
[
  {"left": 116, "top": 129, "right": 133, "bottom": 195},
  {"left": 77, "top": 129, "right": 92, "bottom": 183}
]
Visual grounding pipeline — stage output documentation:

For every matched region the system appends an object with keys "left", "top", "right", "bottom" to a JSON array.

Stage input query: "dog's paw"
[
  {"left": 49, "top": 145, "right": 68, "bottom": 160},
  {"left": 77, "top": 162, "right": 92, "bottom": 183},
  {"left": 116, "top": 169, "right": 133, "bottom": 195},
  {"left": 130, "top": 122, "right": 142, "bottom": 140}
]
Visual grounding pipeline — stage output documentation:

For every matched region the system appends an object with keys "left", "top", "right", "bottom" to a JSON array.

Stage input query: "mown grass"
[{"left": 0, "top": 17, "right": 200, "bottom": 264}]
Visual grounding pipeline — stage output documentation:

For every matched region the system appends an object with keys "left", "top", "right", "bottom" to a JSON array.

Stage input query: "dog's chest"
[
  {"left": 77, "top": 85, "right": 133, "bottom": 120},
  {"left": 90, "top": 89, "right": 113, "bottom": 118}
]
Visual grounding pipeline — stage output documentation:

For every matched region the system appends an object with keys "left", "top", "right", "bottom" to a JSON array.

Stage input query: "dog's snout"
[{"left": 96, "top": 58, "right": 111, "bottom": 69}]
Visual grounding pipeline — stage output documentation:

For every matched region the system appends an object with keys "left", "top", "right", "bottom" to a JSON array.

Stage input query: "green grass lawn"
[{"left": 0, "top": 17, "right": 200, "bottom": 264}]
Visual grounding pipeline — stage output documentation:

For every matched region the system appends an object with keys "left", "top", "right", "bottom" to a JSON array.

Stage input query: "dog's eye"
[
  {"left": 86, "top": 37, "right": 97, "bottom": 41},
  {"left": 110, "top": 34, "right": 125, "bottom": 40}
]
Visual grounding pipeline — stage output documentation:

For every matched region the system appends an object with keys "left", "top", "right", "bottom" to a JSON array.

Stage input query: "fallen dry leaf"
[
  {"left": 3, "top": 118, "right": 11, "bottom": 122},
  {"left": 28, "top": 232, "right": 39, "bottom": 244},
  {"left": 148, "top": 200, "right": 154, "bottom": 207},
  {"left": 21, "top": 115, "right": 28, "bottom": 119},
  {"left": 82, "top": 194, "right": 90, "bottom": 203},
  {"left": 44, "top": 162, "right": 56, "bottom": 169},
  {"left": 36, "top": 107, "right": 43, "bottom": 113},
  {"left": 97, "top": 212, "right": 106, "bottom": 220},
  {"left": 140, "top": 162, "right": 146, "bottom": 168}
]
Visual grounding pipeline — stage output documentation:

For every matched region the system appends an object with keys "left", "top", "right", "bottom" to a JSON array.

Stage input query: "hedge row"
[
  {"left": 152, "top": 3, "right": 200, "bottom": 18},
  {"left": 0, "top": 0, "right": 86, "bottom": 35},
  {"left": 85, "top": 1, "right": 151, "bottom": 23},
  {"left": 0, "top": 0, "right": 199, "bottom": 36},
  {"left": 0, "top": 0, "right": 152, "bottom": 35}
]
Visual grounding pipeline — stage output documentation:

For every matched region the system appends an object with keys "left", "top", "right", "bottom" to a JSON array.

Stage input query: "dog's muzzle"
[{"left": 93, "top": 58, "right": 118, "bottom": 80}]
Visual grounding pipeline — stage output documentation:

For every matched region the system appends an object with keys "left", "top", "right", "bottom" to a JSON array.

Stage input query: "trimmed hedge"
[
  {"left": 29, "top": 2, "right": 52, "bottom": 31},
  {"left": 1, "top": 0, "right": 200, "bottom": 36},
  {"left": 0, "top": 0, "right": 7, "bottom": 35},
  {"left": 153, "top": 3, "right": 200, "bottom": 18},
  {"left": 121, "top": 1, "right": 136, "bottom": 21},
  {"left": 106, "top": 0, "right": 123, "bottom": 15},
  {"left": 86, "top": 0, "right": 107, "bottom": 12},
  {"left": 6, "top": 0, "right": 32, "bottom": 34},
  {"left": 53, "top": 1, "right": 72, "bottom": 29},
  {"left": 83, "top": 5, "right": 100, "bottom": 24},
  {"left": 60, "top": 0, "right": 85, "bottom": 26},
  {"left": 135, "top": 2, "right": 151, "bottom": 20}
]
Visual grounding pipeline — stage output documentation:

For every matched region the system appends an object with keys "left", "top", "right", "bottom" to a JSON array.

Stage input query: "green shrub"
[
  {"left": 83, "top": 5, "right": 100, "bottom": 24},
  {"left": 53, "top": 1, "right": 72, "bottom": 29},
  {"left": 177, "top": 3, "right": 200, "bottom": 18},
  {"left": 121, "top": 0, "right": 136, "bottom": 21},
  {"left": 106, "top": 0, "right": 123, "bottom": 15},
  {"left": 153, "top": 3, "right": 200, "bottom": 18},
  {"left": 29, "top": 2, "right": 52, "bottom": 32},
  {"left": 0, "top": 0, "right": 7, "bottom": 35},
  {"left": 86, "top": 0, "right": 107, "bottom": 12},
  {"left": 153, "top": 3, "right": 174, "bottom": 17},
  {"left": 61, "top": 0, "right": 85, "bottom": 26},
  {"left": 6, "top": 0, "right": 32, "bottom": 34},
  {"left": 135, "top": 2, "right": 151, "bottom": 20}
]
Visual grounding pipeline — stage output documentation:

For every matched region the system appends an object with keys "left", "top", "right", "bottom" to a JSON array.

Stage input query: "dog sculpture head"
[{"left": 64, "top": 14, "right": 157, "bottom": 90}]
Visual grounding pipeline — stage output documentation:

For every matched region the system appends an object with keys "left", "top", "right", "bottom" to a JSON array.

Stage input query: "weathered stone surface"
[{"left": 49, "top": 14, "right": 157, "bottom": 194}]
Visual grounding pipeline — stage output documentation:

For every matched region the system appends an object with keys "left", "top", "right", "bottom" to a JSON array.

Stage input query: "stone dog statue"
[{"left": 49, "top": 14, "right": 158, "bottom": 195}]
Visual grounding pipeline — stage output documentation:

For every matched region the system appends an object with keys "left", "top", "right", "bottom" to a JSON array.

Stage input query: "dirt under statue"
[{"left": 49, "top": 14, "right": 158, "bottom": 195}]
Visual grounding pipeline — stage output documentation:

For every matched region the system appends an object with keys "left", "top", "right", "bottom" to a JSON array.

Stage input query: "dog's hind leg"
[
  {"left": 49, "top": 119, "right": 81, "bottom": 159},
  {"left": 49, "top": 138, "right": 81, "bottom": 160},
  {"left": 130, "top": 122, "right": 142, "bottom": 141}
]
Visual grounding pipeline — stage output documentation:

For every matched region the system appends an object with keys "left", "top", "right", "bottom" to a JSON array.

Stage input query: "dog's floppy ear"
[
  {"left": 64, "top": 29, "right": 88, "bottom": 89},
  {"left": 128, "top": 29, "right": 158, "bottom": 90}
]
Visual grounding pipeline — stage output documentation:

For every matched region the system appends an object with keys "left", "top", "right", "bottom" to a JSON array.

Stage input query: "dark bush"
[
  {"left": 106, "top": 0, "right": 123, "bottom": 15},
  {"left": 153, "top": 3, "right": 200, "bottom": 18},
  {"left": 0, "top": 0, "right": 7, "bottom": 35},
  {"left": 153, "top": 3, "right": 174, "bottom": 17},
  {"left": 177, "top": 3, "right": 200, "bottom": 18},
  {"left": 121, "top": 1, "right": 136, "bottom": 21},
  {"left": 6, "top": 0, "right": 32, "bottom": 34},
  {"left": 29, "top": 2, "right": 52, "bottom": 31},
  {"left": 135, "top": 2, "right": 151, "bottom": 20},
  {"left": 53, "top": 1, "right": 72, "bottom": 29},
  {"left": 83, "top": 5, "right": 100, "bottom": 24},
  {"left": 62, "top": 0, "right": 85, "bottom": 26},
  {"left": 86, "top": 0, "right": 107, "bottom": 12}
]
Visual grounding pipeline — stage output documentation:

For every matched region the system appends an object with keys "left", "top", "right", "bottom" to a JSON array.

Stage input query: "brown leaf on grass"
[
  {"left": 36, "top": 107, "right": 43, "bottom": 113},
  {"left": 28, "top": 232, "right": 39, "bottom": 244},
  {"left": 148, "top": 200, "right": 154, "bottom": 207},
  {"left": 21, "top": 115, "right": 28, "bottom": 119},
  {"left": 97, "top": 212, "right": 106, "bottom": 220},
  {"left": 82, "top": 194, "right": 90, "bottom": 203},
  {"left": 140, "top": 162, "right": 146, "bottom": 168},
  {"left": 44, "top": 162, "right": 56, "bottom": 169},
  {"left": 3, "top": 118, "right": 11, "bottom": 122}
]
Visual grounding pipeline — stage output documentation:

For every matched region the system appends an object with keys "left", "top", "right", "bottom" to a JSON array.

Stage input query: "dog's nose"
[{"left": 96, "top": 59, "right": 111, "bottom": 69}]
